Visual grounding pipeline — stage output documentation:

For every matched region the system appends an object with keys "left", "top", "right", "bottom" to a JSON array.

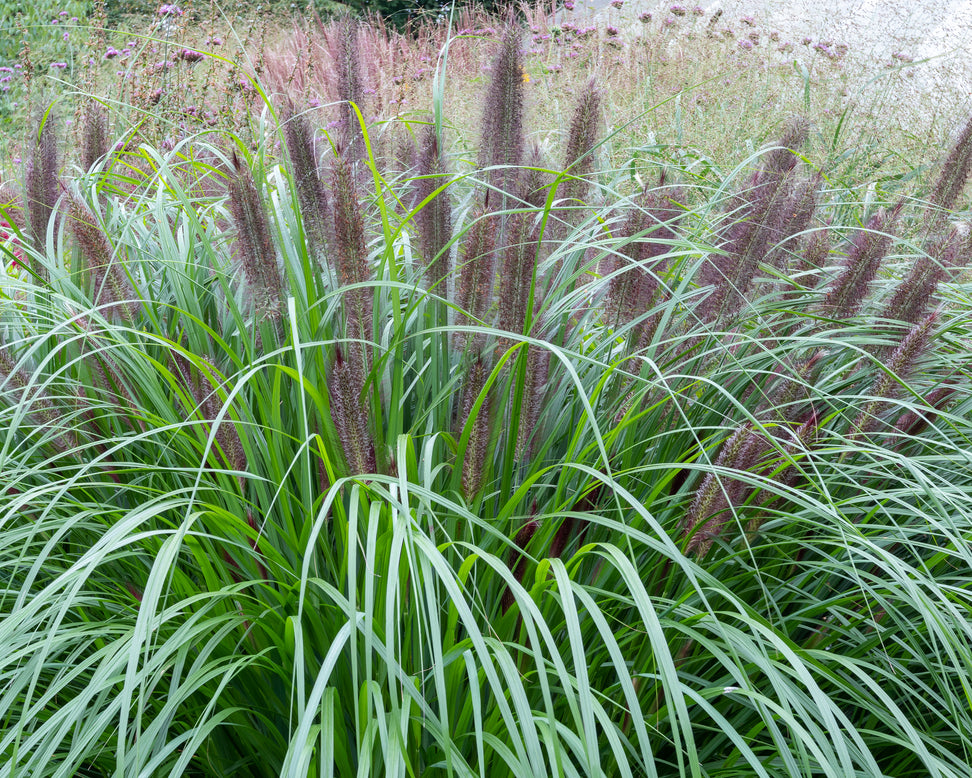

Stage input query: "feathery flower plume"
[
  {"left": 559, "top": 78, "right": 601, "bottom": 211},
  {"left": 880, "top": 226, "right": 962, "bottom": 326},
  {"left": 501, "top": 517, "right": 539, "bottom": 613},
  {"left": 518, "top": 143, "right": 551, "bottom": 210},
  {"left": 479, "top": 25, "right": 525, "bottom": 198},
  {"left": 227, "top": 151, "right": 284, "bottom": 322},
  {"left": 24, "top": 110, "right": 59, "bottom": 278},
  {"left": 66, "top": 193, "right": 141, "bottom": 322},
  {"left": 454, "top": 203, "right": 497, "bottom": 352},
  {"left": 795, "top": 223, "right": 831, "bottom": 277},
  {"left": 684, "top": 424, "right": 769, "bottom": 556},
  {"left": 929, "top": 112, "right": 972, "bottom": 216},
  {"left": 822, "top": 203, "right": 901, "bottom": 319},
  {"left": 848, "top": 309, "right": 938, "bottom": 442},
  {"left": 282, "top": 101, "right": 330, "bottom": 268},
  {"left": 412, "top": 123, "right": 453, "bottom": 289},
  {"left": 81, "top": 102, "right": 109, "bottom": 171},
  {"left": 458, "top": 356, "right": 493, "bottom": 500},
  {"left": 329, "top": 346, "right": 376, "bottom": 476}
]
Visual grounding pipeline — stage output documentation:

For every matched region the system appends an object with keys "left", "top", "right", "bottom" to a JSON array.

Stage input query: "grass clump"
[{"left": 2, "top": 6, "right": 972, "bottom": 777}]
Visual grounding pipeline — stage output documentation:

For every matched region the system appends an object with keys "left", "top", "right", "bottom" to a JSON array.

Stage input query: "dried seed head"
[{"left": 227, "top": 151, "right": 284, "bottom": 322}]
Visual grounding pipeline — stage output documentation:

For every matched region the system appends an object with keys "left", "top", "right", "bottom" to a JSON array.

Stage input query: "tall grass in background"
[{"left": 3, "top": 8, "right": 972, "bottom": 777}]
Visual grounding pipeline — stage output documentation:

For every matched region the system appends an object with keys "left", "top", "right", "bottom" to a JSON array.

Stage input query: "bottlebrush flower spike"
[
  {"left": 458, "top": 356, "right": 493, "bottom": 500},
  {"left": 929, "top": 112, "right": 972, "bottom": 216},
  {"left": 24, "top": 110, "right": 59, "bottom": 279},
  {"left": 560, "top": 78, "right": 601, "bottom": 210},
  {"left": 81, "top": 102, "right": 109, "bottom": 171},
  {"left": 331, "top": 16, "right": 365, "bottom": 160},
  {"left": 849, "top": 309, "right": 938, "bottom": 442},
  {"left": 454, "top": 202, "right": 497, "bottom": 352},
  {"left": 328, "top": 346, "right": 376, "bottom": 476},
  {"left": 328, "top": 149, "right": 373, "bottom": 378},
  {"left": 684, "top": 424, "right": 769, "bottom": 556},
  {"left": 501, "top": 517, "right": 539, "bottom": 613},
  {"left": 226, "top": 151, "right": 284, "bottom": 322},
  {"left": 822, "top": 203, "right": 902, "bottom": 319},
  {"left": 175, "top": 353, "right": 248, "bottom": 488},
  {"left": 516, "top": 342, "right": 551, "bottom": 459},
  {"left": 66, "top": 193, "right": 141, "bottom": 322},
  {"left": 480, "top": 25, "right": 525, "bottom": 198},
  {"left": 412, "top": 123, "right": 453, "bottom": 289},
  {"left": 893, "top": 385, "right": 956, "bottom": 440},
  {"left": 880, "top": 226, "right": 962, "bottom": 326},
  {"left": 282, "top": 101, "right": 330, "bottom": 267}
]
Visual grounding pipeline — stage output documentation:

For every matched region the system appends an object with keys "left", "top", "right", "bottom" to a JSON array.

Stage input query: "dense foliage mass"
[{"left": 2, "top": 6, "right": 972, "bottom": 777}]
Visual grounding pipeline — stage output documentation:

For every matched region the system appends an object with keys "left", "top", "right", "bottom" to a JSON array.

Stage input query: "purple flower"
[
  {"left": 50, "top": 62, "right": 68, "bottom": 69},
  {"left": 741, "top": 15, "right": 755, "bottom": 25},
  {"left": 663, "top": 16, "right": 676, "bottom": 26},
  {"left": 639, "top": 11, "right": 651, "bottom": 22},
  {"left": 63, "top": 31, "right": 69, "bottom": 40},
  {"left": 606, "top": 25, "right": 619, "bottom": 36},
  {"left": 563, "top": 0, "right": 574, "bottom": 9},
  {"left": 610, "top": 0, "right": 624, "bottom": 8},
  {"left": 59, "top": 10, "right": 68, "bottom": 15},
  {"left": 179, "top": 48, "right": 204, "bottom": 62},
  {"left": 157, "top": 4, "right": 182, "bottom": 15},
  {"left": 738, "top": 39, "right": 753, "bottom": 50},
  {"left": 206, "top": 36, "right": 222, "bottom": 46},
  {"left": 670, "top": 4, "right": 686, "bottom": 15},
  {"left": 692, "top": 5, "right": 704, "bottom": 14},
  {"left": 801, "top": 37, "right": 812, "bottom": 45},
  {"left": 104, "top": 47, "right": 119, "bottom": 59}
]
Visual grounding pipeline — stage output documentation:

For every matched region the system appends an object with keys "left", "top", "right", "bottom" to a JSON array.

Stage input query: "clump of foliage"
[{"left": 3, "top": 12, "right": 972, "bottom": 777}]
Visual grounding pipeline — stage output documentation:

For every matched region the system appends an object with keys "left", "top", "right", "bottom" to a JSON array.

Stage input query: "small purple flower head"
[
  {"left": 741, "top": 15, "right": 755, "bottom": 25},
  {"left": 663, "top": 16, "right": 676, "bottom": 26},
  {"left": 63, "top": 31, "right": 69, "bottom": 40},
  {"left": 59, "top": 10, "right": 68, "bottom": 16},
  {"left": 738, "top": 39, "right": 753, "bottom": 50},
  {"left": 606, "top": 25, "right": 619, "bottom": 36},
  {"left": 179, "top": 48, "right": 204, "bottom": 62},
  {"left": 610, "top": 0, "right": 624, "bottom": 8},
  {"left": 50, "top": 62, "right": 68, "bottom": 69},
  {"left": 564, "top": 0, "right": 574, "bottom": 9},
  {"left": 104, "top": 47, "right": 119, "bottom": 59},
  {"left": 692, "top": 5, "right": 704, "bottom": 14},
  {"left": 639, "top": 11, "right": 652, "bottom": 22},
  {"left": 670, "top": 4, "right": 686, "bottom": 15},
  {"left": 801, "top": 36, "right": 812, "bottom": 45},
  {"left": 157, "top": 3, "right": 182, "bottom": 15}
]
